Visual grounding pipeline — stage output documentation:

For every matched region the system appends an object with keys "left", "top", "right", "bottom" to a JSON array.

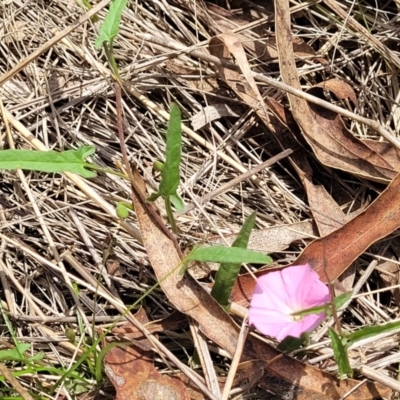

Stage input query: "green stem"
[
  {"left": 84, "top": 163, "right": 128, "bottom": 179},
  {"left": 103, "top": 42, "right": 121, "bottom": 82},
  {"left": 165, "top": 195, "right": 177, "bottom": 234}
]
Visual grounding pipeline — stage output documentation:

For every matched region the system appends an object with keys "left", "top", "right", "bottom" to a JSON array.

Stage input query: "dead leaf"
[
  {"left": 210, "top": 221, "right": 315, "bottom": 252},
  {"left": 105, "top": 308, "right": 192, "bottom": 400},
  {"left": 1, "top": 79, "right": 31, "bottom": 102},
  {"left": 105, "top": 347, "right": 190, "bottom": 400},
  {"left": 0, "top": 21, "right": 26, "bottom": 43},
  {"left": 191, "top": 104, "right": 240, "bottom": 131},
  {"left": 315, "top": 79, "right": 358, "bottom": 106},
  {"left": 131, "top": 168, "right": 389, "bottom": 399},
  {"left": 131, "top": 168, "right": 240, "bottom": 357},
  {"left": 206, "top": 3, "right": 318, "bottom": 63},
  {"left": 209, "top": 33, "right": 269, "bottom": 124},
  {"left": 296, "top": 172, "right": 400, "bottom": 283},
  {"left": 228, "top": 360, "right": 265, "bottom": 388},
  {"left": 275, "top": 0, "right": 398, "bottom": 183}
]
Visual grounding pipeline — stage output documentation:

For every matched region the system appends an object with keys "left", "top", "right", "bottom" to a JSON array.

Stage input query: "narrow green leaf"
[
  {"left": 328, "top": 328, "right": 353, "bottom": 379},
  {"left": 169, "top": 193, "right": 185, "bottom": 211},
  {"left": 291, "top": 303, "right": 329, "bottom": 318},
  {"left": 187, "top": 245, "right": 272, "bottom": 265},
  {"left": 292, "top": 291, "right": 352, "bottom": 318},
  {"left": 277, "top": 335, "right": 306, "bottom": 352},
  {"left": 334, "top": 291, "right": 353, "bottom": 309},
  {"left": 94, "top": 0, "right": 128, "bottom": 49},
  {"left": 211, "top": 212, "right": 256, "bottom": 308},
  {"left": 148, "top": 103, "right": 183, "bottom": 207},
  {"left": 0, "top": 146, "right": 96, "bottom": 178},
  {"left": 345, "top": 320, "right": 400, "bottom": 345}
]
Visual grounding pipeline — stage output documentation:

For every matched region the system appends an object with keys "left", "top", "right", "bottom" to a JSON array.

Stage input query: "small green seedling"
[
  {"left": 95, "top": 0, "right": 128, "bottom": 80},
  {"left": 148, "top": 103, "right": 185, "bottom": 232}
]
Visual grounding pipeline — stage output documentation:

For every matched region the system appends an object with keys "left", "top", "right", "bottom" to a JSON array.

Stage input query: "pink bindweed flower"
[{"left": 249, "top": 264, "right": 330, "bottom": 341}]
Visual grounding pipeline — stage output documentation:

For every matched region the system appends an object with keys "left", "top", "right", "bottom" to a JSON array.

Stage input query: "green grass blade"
[
  {"left": 187, "top": 245, "right": 272, "bottom": 264},
  {"left": 211, "top": 212, "right": 256, "bottom": 308},
  {"left": 329, "top": 328, "right": 353, "bottom": 379},
  {"left": 94, "top": 0, "right": 128, "bottom": 49},
  {"left": 345, "top": 320, "right": 400, "bottom": 345},
  {"left": 0, "top": 146, "right": 96, "bottom": 177},
  {"left": 148, "top": 103, "right": 183, "bottom": 207}
]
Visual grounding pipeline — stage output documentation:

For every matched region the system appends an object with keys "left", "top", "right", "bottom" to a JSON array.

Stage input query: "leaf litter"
[{"left": 0, "top": 0, "right": 400, "bottom": 399}]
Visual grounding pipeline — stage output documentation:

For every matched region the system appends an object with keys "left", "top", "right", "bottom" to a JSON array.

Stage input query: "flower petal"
[
  {"left": 282, "top": 264, "right": 320, "bottom": 307},
  {"left": 252, "top": 273, "right": 291, "bottom": 312},
  {"left": 249, "top": 263, "right": 330, "bottom": 341},
  {"left": 303, "top": 279, "right": 330, "bottom": 308}
]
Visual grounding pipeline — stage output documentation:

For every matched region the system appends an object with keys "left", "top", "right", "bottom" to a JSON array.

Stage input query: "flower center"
[{"left": 291, "top": 314, "right": 304, "bottom": 322}]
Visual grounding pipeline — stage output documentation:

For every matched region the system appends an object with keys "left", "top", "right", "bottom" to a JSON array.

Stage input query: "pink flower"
[{"left": 249, "top": 264, "right": 330, "bottom": 340}]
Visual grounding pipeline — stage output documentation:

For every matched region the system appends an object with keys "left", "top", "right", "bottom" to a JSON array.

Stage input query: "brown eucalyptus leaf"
[
  {"left": 209, "top": 32, "right": 271, "bottom": 127},
  {"left": 315, "top": 79, "right": 358, "bottom": 106},
  {"left": 105, "top": 308, "right": 191, "bottom": 400},
  {"left": 296, "top": 172, "right": 400, "bottom": 283},
  {"left": 275, "top": 0, "right": 397, "bottom": 183},
  {"left": 211, "top": 221, "right": 315, "bottom": 253},
  {"left": 132, "top": 168, "right": 240, "bottom": 356}
]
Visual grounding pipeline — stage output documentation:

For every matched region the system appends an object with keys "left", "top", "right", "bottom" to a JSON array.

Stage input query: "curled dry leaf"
[
  {"left": 209, "top": 32, "right": 270, "bottom": 126},
  {"left": 105, "top": 308, "right": 194, "bottom": 400},
  {"left": 191, "top": 104, "right": 240, "bottom": 131},
  {"left": 296, "top": 172, "right": 400, "bottom": 283},
  {"left": 131, "top": 168, "right": 389, "bottom": 399},
  {"left": 275, "top": 0, "right": 399, "bottom": 183}
]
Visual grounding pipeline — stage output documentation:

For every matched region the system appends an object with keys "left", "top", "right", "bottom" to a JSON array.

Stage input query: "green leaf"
[
  {"left": 148, "top": 103, "right": 183, "bottom": 205},
  {"left": 186, "top": 245, "right": 272, "bottom": 265},
  {"left": 169, "top": 193, "right": 185, "bottom": 211},
  {"left": 328, "top": 328, "right": 353, "bottom": 379},
  {"left": 345, "top": 320, "right": 400, "bottom": 346},
  {"left": 0, "top": 146, "right": 96, "bottom": 178},
  {"left": 94, "top": 0, "right": 128, "bottom": 49},
  {"left": 333, "top": 291, "right": 353, "bottom": 309},
  {"left": 292, "top": 291, "right": 352, "bottom": 319},
  {"left": 211, "top": 212, "right": 256, "bottom": 309},
  {"left": 0, "top": 343, "right": 31, "bottom": 361},
  {"left": 116, "top": 201, "right": 134, "bottom": 219},
  {"left": 291, "top": 303, "right": 330, "bottom": 318}
]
